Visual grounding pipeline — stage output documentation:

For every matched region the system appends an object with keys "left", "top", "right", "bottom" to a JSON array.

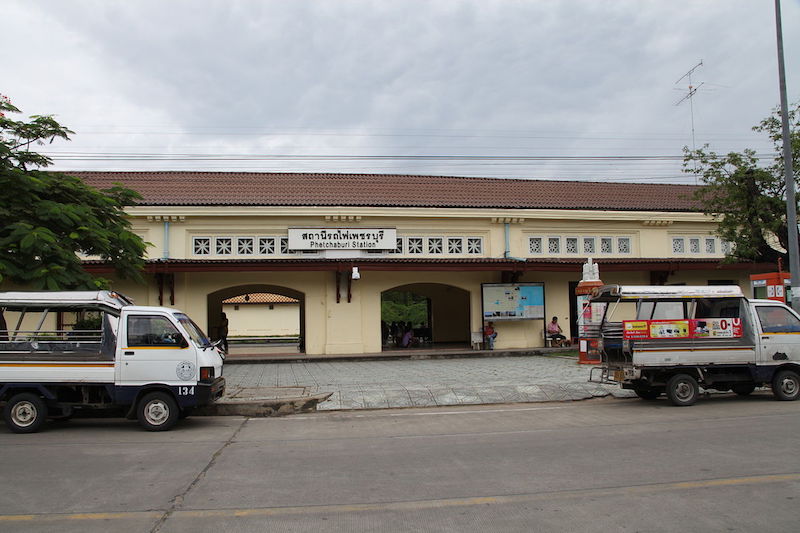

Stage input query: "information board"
[{"left": 482, "top": 283, "right": 544, "bottom": 321}]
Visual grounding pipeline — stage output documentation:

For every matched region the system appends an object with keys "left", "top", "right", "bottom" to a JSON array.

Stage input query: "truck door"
[
  {"left": 118, "top": 313, "right": 196, "bottom": 386},
  {"left": 754, "top": 305, "right": 800, "bottom": 363}
]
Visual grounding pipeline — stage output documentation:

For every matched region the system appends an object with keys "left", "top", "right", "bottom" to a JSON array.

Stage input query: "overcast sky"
[{"left": 4, "top": 0, "right": 799, "bottom": 183}]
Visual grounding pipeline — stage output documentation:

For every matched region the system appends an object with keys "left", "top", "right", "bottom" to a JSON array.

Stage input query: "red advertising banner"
[{"left": 623, "top": 318, "right": 742, "bottom": 340}]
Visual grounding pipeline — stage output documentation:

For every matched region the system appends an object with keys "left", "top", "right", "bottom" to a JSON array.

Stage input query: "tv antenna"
[{"left": 675, "top": 60, "right": 704, "bottom": 183}]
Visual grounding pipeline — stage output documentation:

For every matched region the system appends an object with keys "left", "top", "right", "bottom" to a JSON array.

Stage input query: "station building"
[{"left": 72, "top": 171, "right": 769, "bottom": 355}]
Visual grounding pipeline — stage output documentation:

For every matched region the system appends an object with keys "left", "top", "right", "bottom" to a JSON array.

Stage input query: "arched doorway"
[
  {"left": 207, "top": 285, "right": 305, "bottom": 354},
  {"left": 381, "top": 283, "right": 470, "bottom": 350}
]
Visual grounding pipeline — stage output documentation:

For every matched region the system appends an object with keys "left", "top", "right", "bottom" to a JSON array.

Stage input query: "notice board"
[{"left": 482, "top": 283, "right": 545, "bottom": 321}]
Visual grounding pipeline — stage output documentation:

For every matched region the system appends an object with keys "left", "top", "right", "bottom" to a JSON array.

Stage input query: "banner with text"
[{"left": 623, "top": 318, "right": 743, "bottom": 340}]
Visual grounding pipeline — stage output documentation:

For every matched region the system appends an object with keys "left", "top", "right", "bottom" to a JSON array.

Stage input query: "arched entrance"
[
  {"left": 207, "top": 284, "right": 305, "bottom": 353},
  {"left": 381, "top": 283, "right": 470, "bottom": 350}
]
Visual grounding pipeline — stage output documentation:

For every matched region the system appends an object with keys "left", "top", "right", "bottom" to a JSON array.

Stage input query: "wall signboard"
[
  {"left": 482, "top": 283, "right": 544, "bottom": 321},
  {"left": 288, "top": 228, "right": 396, "bottom": 250}
]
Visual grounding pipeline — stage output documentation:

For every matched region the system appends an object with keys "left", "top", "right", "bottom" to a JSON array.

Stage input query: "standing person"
[
  {"left": 381, "top": 320, "right": 390, "bottom": 346},
  {"left": 219, "top": 312, "right": 229, "bottom": 353},
  {"left": 546, "top": 316, "right": 567, "bottom": 347},
  {"left": 391, "top": 321, "right": 402, "bottom": 347},
  {"left": 483, "top": 321, "right": 497, "bottom": 350}
]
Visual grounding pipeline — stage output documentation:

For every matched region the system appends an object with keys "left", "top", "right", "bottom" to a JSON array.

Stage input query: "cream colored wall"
[
  {"left": 4, "top": 264, "right": 760, "bottom": 355},
  {"left": 124, "top": 206, "right": 732, "bottom": 349},
  {"left": 222, "top": 303, "right": 300, "bottom": 336},
  {"left": 2, "top": 312, "right": 58, "bottom": 333},
  {"left": 128, "top": 206, "right": 722, "bottom": 263},
  {"left": 0, "top": 205, "right": 760, "bottom": 355}
]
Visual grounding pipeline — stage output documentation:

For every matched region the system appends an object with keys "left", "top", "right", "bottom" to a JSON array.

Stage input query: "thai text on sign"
[
  {"left": 623, "top": 319, "right": 743, "bottom": 340},
  {"left": 288, "top": 228, "right": 397, "bottom": 250}
]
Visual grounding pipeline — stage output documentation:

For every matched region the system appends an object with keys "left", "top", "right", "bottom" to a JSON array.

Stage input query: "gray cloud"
[{"left": 3, "top": 0, "right": 798, "bottom": 181}]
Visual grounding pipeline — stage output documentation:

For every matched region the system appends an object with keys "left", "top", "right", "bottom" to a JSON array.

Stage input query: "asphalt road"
[{"left": 1, "top": 393, "right": 799, "bottom": 532}]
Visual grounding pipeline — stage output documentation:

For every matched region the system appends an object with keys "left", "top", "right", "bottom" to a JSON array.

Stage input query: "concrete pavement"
[{"left": 200, "top": 347, "right": 632, "bottom": 416}]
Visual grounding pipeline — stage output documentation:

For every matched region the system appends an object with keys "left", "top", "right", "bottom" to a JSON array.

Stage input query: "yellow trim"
[
  {"left": 635, "top": 347, "right": 753, "bottom": 353},
  {"left": 124, "top": 346, "right": 189, "bottom": 350},
  {"left": 1, "top": 472, "right": 798, "bottom": 523},
  {"left": 761, "top": 332, "right": 800, "bottom": 335}
]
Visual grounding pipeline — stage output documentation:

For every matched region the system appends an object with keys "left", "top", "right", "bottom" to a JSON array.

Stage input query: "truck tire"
[
  {"left": 666, "top": 374, "right": 699, "bottom": 406},
  {"left": 772, "top": 370, "right": 800, "bottom": 401},
  {"left": 4, "top": 392, "right": 48, "bottom": 433},
  {"left": 732, "top": 383, "right": 756, "bottom": 396},
  {"left": 137, "top": 392, "right": 179, "bottom": 431}
]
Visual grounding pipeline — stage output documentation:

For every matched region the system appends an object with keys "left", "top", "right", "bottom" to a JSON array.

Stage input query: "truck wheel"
[
  {"left": 137, "top": 392, "right": 179, "bottom": 431},
  {"left": 772, "top": 370, "right": 800, "bottom": 401},
  {"left": 634, "top": 388, "right": 661, "bottom": 400},
  {"left": 666, "top": 374, "right": 699, "bottom": 406},
  {"left": 4, "top": 393, "right": 48, "bottom": 433},
  {"left": 732, "top": 383, "right": 756, "bottom": 396}
]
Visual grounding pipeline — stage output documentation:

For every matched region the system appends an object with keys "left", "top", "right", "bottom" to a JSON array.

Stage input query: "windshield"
[{"left": 175, "top": 313, "right": 211, "bottom": 346}]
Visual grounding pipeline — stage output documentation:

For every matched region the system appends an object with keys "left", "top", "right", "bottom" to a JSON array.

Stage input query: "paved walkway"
[{"left": 222, "top": 355, "right": 632, "bottom": 410}]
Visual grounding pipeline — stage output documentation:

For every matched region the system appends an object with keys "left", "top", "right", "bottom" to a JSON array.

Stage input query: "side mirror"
[{"left": 211, "top": 339, "right": 226, "bottom": 359}]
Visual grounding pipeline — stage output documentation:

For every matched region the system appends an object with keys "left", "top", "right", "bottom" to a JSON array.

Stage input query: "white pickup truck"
[
  {"left": 587, "top": 285, "right": 800, "bottom": 406},
  {"left": 0, "top": 291, "right": 225, "bottom": 432}
]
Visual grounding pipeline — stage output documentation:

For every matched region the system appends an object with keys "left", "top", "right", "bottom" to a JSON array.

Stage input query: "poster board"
[
  {"left": 577, "top": 294, "right": 606, "bottom": 337},
  {"left": 482, "top": 283, "right": 544, "bottom": 321}
]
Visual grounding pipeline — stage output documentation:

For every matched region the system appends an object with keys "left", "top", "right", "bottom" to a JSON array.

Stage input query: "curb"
[{"left": 195, "top": 392, "right": 334, "bottom": 417}]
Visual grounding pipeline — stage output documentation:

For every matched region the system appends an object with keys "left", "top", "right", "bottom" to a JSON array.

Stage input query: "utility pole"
[{"left": 774, "top": 0, "right": 799, "bottom": 310}]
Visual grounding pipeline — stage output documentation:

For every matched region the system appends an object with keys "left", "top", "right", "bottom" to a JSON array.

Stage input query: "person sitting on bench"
[{"left": 546, "top": 316, "right": 567, "bottom": 347}]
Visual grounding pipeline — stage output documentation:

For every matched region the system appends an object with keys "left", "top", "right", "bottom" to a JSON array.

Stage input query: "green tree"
[
  {"left": 683, "top": 102, "right": 799, "bottom": 264},
  {"left": 381, "top": 291, "right": 429, "bottom": 325},
  {"left": 0, "top": 95, "right": 147, "bottom": 290}
]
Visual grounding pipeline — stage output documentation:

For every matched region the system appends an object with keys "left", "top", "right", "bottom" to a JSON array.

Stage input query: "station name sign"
[{"left": 288, "top": 228, "right": 396, "bottom": 250}]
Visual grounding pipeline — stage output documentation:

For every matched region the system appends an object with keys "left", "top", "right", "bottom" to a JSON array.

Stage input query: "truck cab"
[
  {"left": 586, "top": 285, "right": 800, "bottom": 406},
  {"left": 0, "top": 291, "right": 225, "bottom": 432}
]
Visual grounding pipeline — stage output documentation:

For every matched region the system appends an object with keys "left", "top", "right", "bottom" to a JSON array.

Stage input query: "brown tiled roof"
[
  {"left": 69, "top": 171, "right": 702, "bottom": 212},
  {"left": 222, "top": 293, "right": 298, "bottom": 304}
]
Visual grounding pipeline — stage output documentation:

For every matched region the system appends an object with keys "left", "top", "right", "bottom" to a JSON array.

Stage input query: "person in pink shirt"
[{"left": 546, "top": 316, "right": 567, "bottom": 347}]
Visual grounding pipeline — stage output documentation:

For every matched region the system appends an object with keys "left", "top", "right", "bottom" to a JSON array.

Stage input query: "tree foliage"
[
  {"left": 0, "top": 96, "right": 147, "bottom": 290},
  {"left": 683, "top": 102, "right": 799, "bottom": 264},
  {"left": 381, "top": 290, "right": 429, "bottom": 325}
]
